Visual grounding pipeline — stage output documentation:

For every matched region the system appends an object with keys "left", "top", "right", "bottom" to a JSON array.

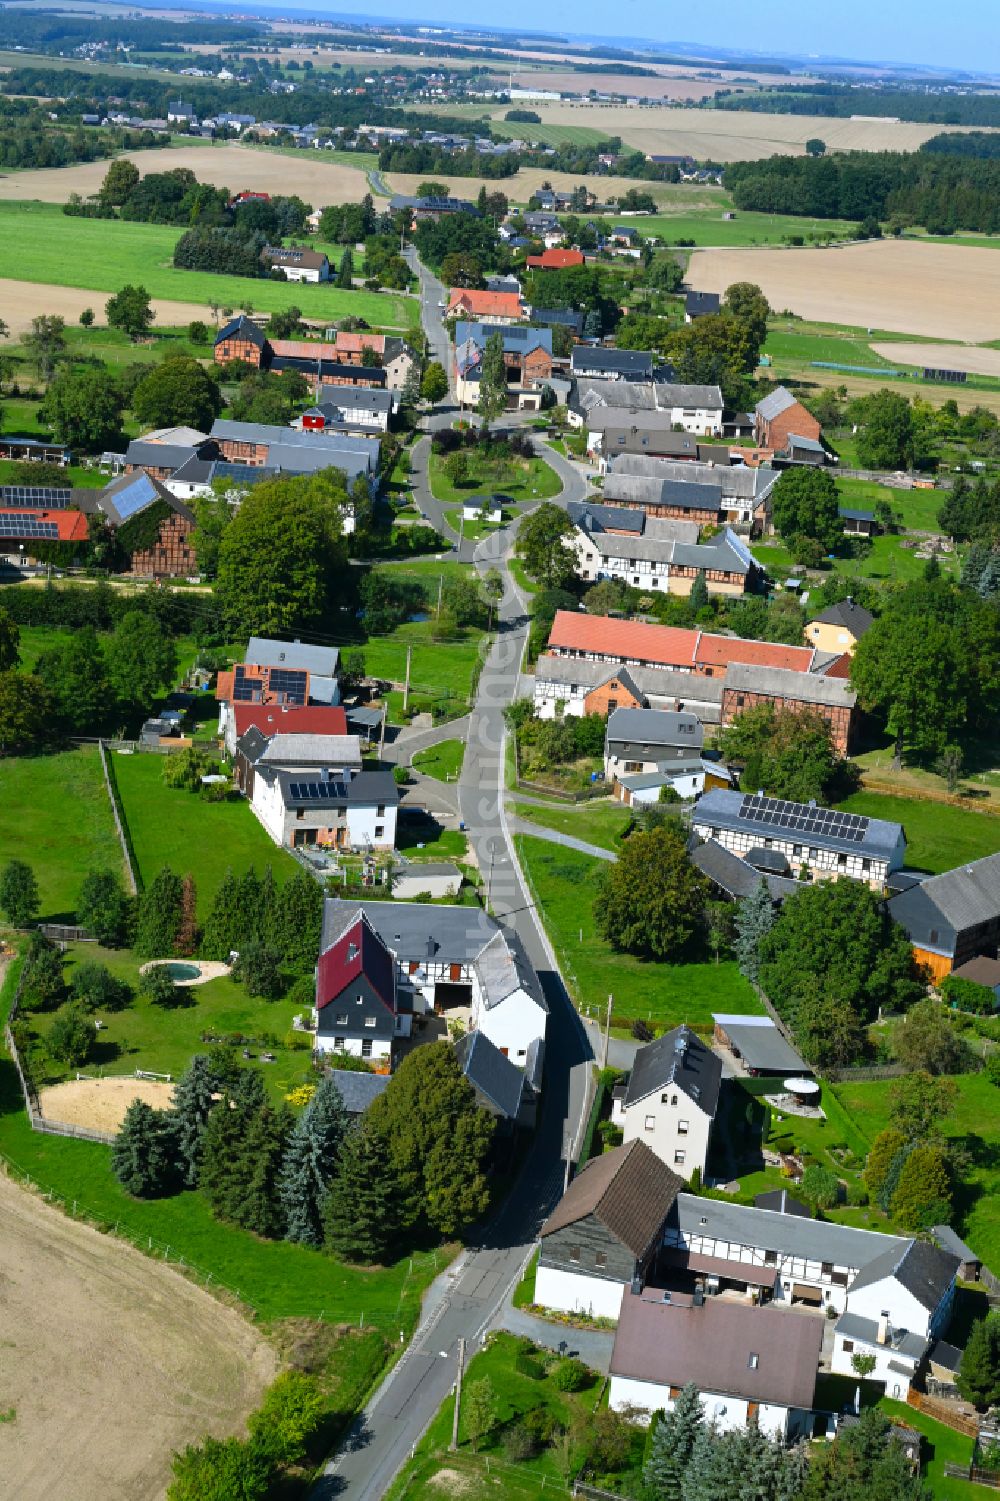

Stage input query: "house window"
[
  {"left": 842, "top": 1340, "right": 854, "bottom": 1354},
  {"left": 336, "top": 1013, "right": 348, "bottom": 1025},
  {"left": 862, "top": 858, "right": 871, "bottom": 873},
  {"left": 678, "top": 1120, "right": 689, "bottom": 1134},
  {"left": 645, "top": 1115, "right": 656, "bottom": 1131},
  {"left": 375, "top": 826, "right": 384, "bottom": 839},
  {"left": 361, "top": 1039, "right": 373, "bottom": 1058},
  {"left": 569, "top": 1245, "right": 581, "bottom": 1263},
  {"left": 377, "top": 805, "right": 385, "bottom": 817},
  {"left": 334, "top": 1035, "right": 345, "bottom": 1049},
  {"left": 674, "top": 1150, "right": 686, "bottom": 1165},
  {"left": 793, "top": 844, "right": 803, "bottom": 858},
  {"left": 821, "top": 1262, "right": 833, "bottom": 1277},
  {"left": 736, "top": 695, "right": 745, "bottom": 707},
  {"left": 364, "top": 1016, "right": 377, "bottom": 1028},
  {"left": 748, "top": 1354, "right": 759, "bottom": 1369},
  {"left": 764, "top": 1250, "right": 776, "bottom": 1265},
  {"left": 595, "top": 1252, "right": 607, "bottom": 1269}
]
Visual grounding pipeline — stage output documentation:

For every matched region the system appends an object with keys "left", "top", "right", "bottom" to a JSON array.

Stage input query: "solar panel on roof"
[
  {"left": 288, "top": 779, "right": 348, "bottom": 801},
  {"left": 0, "top": 514, "right": 60, "bottom": 538},
  {"left": 0, "top": 486, "right": 73, "bottom": 508},
  {"left": 737, "top": 793, "right": 870, "bottom": 843},
  {"left": 112, "top": 472, "right": 159, "bottom": 521}
]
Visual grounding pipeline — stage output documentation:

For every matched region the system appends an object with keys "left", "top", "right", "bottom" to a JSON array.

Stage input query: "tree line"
[
  {"left": 724, "top": 150, "right": 1000, "bottom": 234},
  {"left": 716, "top": 82, "right": 1000, "bottom": 128}
]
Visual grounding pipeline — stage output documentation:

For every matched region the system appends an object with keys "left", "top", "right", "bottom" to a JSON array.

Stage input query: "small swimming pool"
[{"left": 166, "top": 962, "right": 202, "bottom": 982}]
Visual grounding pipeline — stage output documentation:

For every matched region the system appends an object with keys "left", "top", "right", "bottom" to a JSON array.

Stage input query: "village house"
[
  {"left": 446, "top": 287, "right": 524, "bottom": 324},
  {"left": 208, "top": 419, "right": 379, "bottom": 481},
  {"left": 213, "top": 316, "right": 412, "bottom": 388},
  {"left": 389, "top": 193, "right": 477, "bottom": 227},
  {"left": 316, "top": 898, "right": 548, "bottom": 1067},
  {"left": 888, "top": 852, "right": 1000, "bottom": 980},
  {"left": 535, "top": 1140, "right": 684, "bottom": 1319},
  {"left": 684, "top": 291, "right": 721, "bottom": 322},
  {"left": 261, "top": 244, "right": 330, "bottom": 282},
  {"left": 454, "top": 322, "right": 554, "bottom": 408},
  {"left": 754, "top": 386, "right": 823, "bottom": 453},
  {"left": 233, "top": 727, "right": 362, "bottom": 798},
  {"left": 831, "top": 1240, "right": 960, "bottom": 1398},
  {"left": 690, "top": 837, "right": 801, "bottom": 903},
  {"left": 805, "top": 597, "right": 874, "bottom": 656},
  {"left": 582, "top": 384, "right": 725, "bottom": 445},
  {"left": 604, "top": 707, "right": 703, "bottom": 781},
  {"left": 720, "top": 663, "right": 857, "bottom": 756},
  {"left": 252, "top": 763, "right": 398, "bottom": 853},
  {"left": 216, "top": 636, "right": 342, "bottom": 748},
  {"left": 454, "top": 1030, "right": 534, "bottom": 1127},
  {"left": 97, "top": 470, "right": 198, "bottom": 577},
  {"left": 566, "top": 506, "right": 758, "bottom": 598},
  {"left": 570, "top": 348, "right": 653, "bottom": 382},
  {"left": 526, "top": 247, "right": 585, "bottom": 271},
  {"left": 533, "top": 654, "right": 727, "bottom": 723},
  {"left": 692, "top": 789, "right": 905, "bottom": 889},
  {"left": 222, "top": 702, "right": 348, "bottom": 758},
  {"left": 616, "top": 1026, "right": 722, "bottom": 1179},
  {"left": 295, "top": 385, "right": 394, "bottom": 435},
  {"left": 320, "top": 332, "right": 415, "bottom": 390},
  {"left": 609, "top": 1290, "right": 822, "bottom": 1439},
  {"left": 602, "top": 454, "right": 778, "bottom": 534}
]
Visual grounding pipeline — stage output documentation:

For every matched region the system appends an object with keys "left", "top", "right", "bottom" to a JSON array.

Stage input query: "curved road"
[{"left": 312, "top": 253, "right": 595, "bottom": 1500}]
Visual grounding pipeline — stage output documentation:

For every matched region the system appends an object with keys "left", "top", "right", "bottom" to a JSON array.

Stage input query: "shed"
[
  {"left": 712, "top": 1014, "right": 811, "bottom": 1077},
  {"left": 931, "top": 1224, "right": 981, "bottom": 1281}
]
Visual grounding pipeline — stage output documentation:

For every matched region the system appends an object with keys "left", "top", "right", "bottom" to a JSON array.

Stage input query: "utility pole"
[
  {"left": 601, "top": 993, "right": 612, "bottom": 1069},
  {"left": 435, "top": 573, "right": 444, "bottom": 621},
  {"left": 450, "top": 1337, "right": 466, "bottom": 1451},
  {"left": 403, "top": 644, "right": 412, "bottom": 714}
]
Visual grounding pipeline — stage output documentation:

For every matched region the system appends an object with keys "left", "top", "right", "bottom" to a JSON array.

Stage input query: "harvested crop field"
[
  {"left": 870, "top": 342, "right": 1000, "bottom": 377},
  {"left": 39, "top": 1076, "right": 176, "bottom": 1133},
  {"left": 515, "top": 104, "right": 984, "bottom": 160},
  {"left": 687, "top": 240, "right": 1000, "bottom": 342},
  {"left": 385, "top": 167, "right": 681, "bottom": 207},
  {"left": 0, "top": 142, "right": 376, "bottom": 206},
  {"left": 0, "top": 1171, "right": 275, "bottom": 1501},
  {"left": 0, "top": 277, "right": 209, "bottom": 336}
]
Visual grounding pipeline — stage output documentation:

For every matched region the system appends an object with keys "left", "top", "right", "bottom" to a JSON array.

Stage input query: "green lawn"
[
  {"left": 757, "top": 531, "right": 958, "bottom": 588},
  {"left": 508, "top": 797, "right": 632, "bottom": 852},
  {"left": 442, "top": 503, "right": 508, "bottom": 541},
  {"left": 427, "top": 450, "right": 563, "bottom": 505},
  {"left": 0, "top": 749, "right": 122, "bottom": 922},
  {"left": 364, "top": 621, "right": 486, "bottom": 712},
  {"left": 515, "top": 835, "right": 763, "bottom": 1028},
  {"left": 509, "top": 558, "right": 539, "bottom": 595},
  {"left": 411, "top": 739, "right": 466, "bottom": 781},
  {"left": 834, "top": 475, "right": 945, "bottom": 534},
  {"left": 639, "top": 209, "right": 858, "bottom": 247},
  {"left": 15, "top": 625, "right": 77, "bottom": 672},
  {"left": 765, "top": 322, "right": 899, "bottom": 372},
  {"left": 111, "top": 751, "right": 298, "bottom": 913},
  {"left": 396, "top": 823, "right": 469, "bottom": 862},
  {"left": 835, "top": 792, "right": 1000, "bottom": 873},
  {"left": 0, "top": 201, "right": 412, "bottom": 327},
  {"left": 489, "top": 120, "right": 611, "bottom": 149},
  {"left": 385, "top": 1331, "right": 603, "bottom": 1501},
  {"left": 878, "top": 1399, "right": 993, "bottom": 1501}
]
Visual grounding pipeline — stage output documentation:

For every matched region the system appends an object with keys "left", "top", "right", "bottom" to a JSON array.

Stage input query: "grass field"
[
  {"left": 835, "top": 791, "right": 1000, "bottom": 872},
  {"left": 0, "top": 749, "right": 123, "bottom": 922},
  {"left": 365, "top": 622, "right": 485, "bottom": 711},
  {"left": 878, "top": 1398, "right": 988, "bottom": 1501},
  {"left": 515, "top": 835, "right": 763, "bottom": 1028},
  {"left": 753, "top": 531, "right": 958, "bottom": 586},
  {"left": 508, "top": 797, "right": 632, "bottom": 852},
  {"left": 111, "top": 750, "right": 298, "bottom": 912},
  {"left": 0, "top": 201, "right": 412, "bottom": 326},
  {"left": 642, "top": 209, "right": 858, "bottom": 247},
  {"left": 411, "top": 739, "right": 465, "bottom": 781},
  {"left": 428, "top": 451, "right": 563, "bottom": 505}
]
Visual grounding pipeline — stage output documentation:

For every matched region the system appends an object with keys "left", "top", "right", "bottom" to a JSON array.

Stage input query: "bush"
[
  {"left": 502, "top": 1422, "right": 539, "bottom": 1461},
  {"left": 69, "top": 960, "right": 132, "bottom": 1013},
  {"left": 551, "top": 1357, "right": 591, "bottom": 1392},
  {"left": 49, "top": 1001, "right": 94, "bottom": 1066},
  {"left": 283, "top": 1029, "right": 314, "bottom": 1051},
  {"left": 140, "top": 964, "right": 183, "bottom": 1008},
  {"left": 845, "top": 1179, "right": 869, "bottom": 1207}
]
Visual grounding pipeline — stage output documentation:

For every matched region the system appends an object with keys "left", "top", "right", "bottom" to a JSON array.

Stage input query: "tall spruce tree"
[
  {"left": 280, "top": 1075, "right": 348, "bottom": 1246},
  {"left": 644, "top": 1383, "right": 704, "bottom": 1500},
  {"left": 112, "top": 1100, "right": 177, "bottom": 1197},
  {"left": 199, "top": 1069, "right": 267, "bottom": 1218},
  {"left": 172, "top": 1053, "right": 217, "bottom": 1188},
  {"left": 201, "top": 867, "right": 241, "bottom": 959},
  {"left": 476, "top": 330, "right": 507, "bottom": 432},
  {"left": 733, "top": 879, "right": 775, "bottom": 983},
  {"left": 275, "top": 869, "right": 325, "bottom": 973},
  {"left": 237, "top": 1103, "right": 293, "bottom": 1239},
  {"left": 133, "top": 866, "right": 184, "bottom": 957},
  {"left": 688, "top": 571, "right": 709, "bottom": 614},
  {"left": 957, "top": 1310, "right": 1000, "bottom": 1409},
  {"left": 323, "top": 1122, "right": 401, "bottom": 1263}
]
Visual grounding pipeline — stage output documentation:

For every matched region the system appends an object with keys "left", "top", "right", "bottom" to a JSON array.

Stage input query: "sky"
[{"left": 300, "top": 1, "right": 999, "bottom": 75}]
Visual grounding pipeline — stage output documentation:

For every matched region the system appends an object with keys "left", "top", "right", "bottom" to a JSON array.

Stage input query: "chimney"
[
  {"left": 877, "top": 1316, "right": 890, "bottom": 1346},
  {"left": 693, "top": 1283, "right": 705, "bottom": 1307}
]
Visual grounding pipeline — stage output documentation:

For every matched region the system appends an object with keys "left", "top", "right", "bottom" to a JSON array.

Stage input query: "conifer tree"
[
  {"left": 133, "top": 866, "right": 184, "bottom": 957},
  {"left": 688, "top": 571, "right": 709, "bottom": 615},
  {"left": 201, "top": 867, "right": 241, "bottom": 959},
  {"left": 957, "top": 1310, "right": 1000, "bottom": 1409},
  {"left": 644, "top": 1383, "right": 703, "bottom": 1500},
  {"left": 199, "top": 1069, "right": 267, "bottom": 1217},
  {"left": 679, "top": 1423, "right": 730, "bottom": 1501},
  {"left": 236, "top": 1103, "right": 293, "bottom": 1238},
  {"left": 175, "top": 874, "right": 199, "bottom": 957},
  {"left": 280, "top": 1075, "right": 348, "bottom": 1246},
  {"left": 112, "top": 1100, "right": 177, "bottom": 1197},
  {"left": 275, "top": 869, "right": 325, "bottom": 973},
  {"left": 733, "top": 879, "right": 775, "bottom": 983},
  {"left": 323, "top": 1122, "right": 400, "bottom": 1263},
  {"left": 172, "top": 1053, "right": 216, "bottom": 1188}
]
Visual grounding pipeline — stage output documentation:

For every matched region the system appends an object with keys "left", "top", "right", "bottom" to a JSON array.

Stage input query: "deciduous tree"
[
  {"left": 476, "top": 330, "right": 507, "bottom": 431},
  {"left": 771, "top": 468, "right": 841, "bottom": 552},
  {"left": 0, "top": 858, "right": 39, "bottom": 927},
  {"left": 890, "top": 1142, "right": 952, "bottom": 1229},
  {"left": 891, "top": 998, "right": 970, "bottom": 1074},
  {"left": 48, "top": 1000, "right": 94, "bottom": 1066},
  {"left": 132, "top": 356, "right": 222, "bottom": 432},
  {"left": 77, "top": 867, "right": 133, "bottom": 948},
  {"left": 596, "top": 824, "right": 708, "bottom": 960},
  {"left": 887, "top": 1070, "right": 958, "bottom": 1143},
  {"left": 105, "top": 610, "right": 178, "bottom": 712},
  {"left": 40, "top": 365, "right": 124, "bottom": 451},
  {"left": 718, "top": 702, "right": 839, "bottom": 804},
  {"left": 0, "top": 672, "right": 54, "bottom": 755},
  {"left": 106, "top": 283, "right": 155, "bottom": 342},
  {"left": 515, "top": 501, "right": 576, "bottom": 589}
]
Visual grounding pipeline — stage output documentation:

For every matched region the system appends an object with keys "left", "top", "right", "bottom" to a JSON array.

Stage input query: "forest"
[
  {"left": 724, "top": 150, "right": 1000, "bottom": 233},
  {"left": 714, "top": 83, "right": 1000, "bottom": 128}
]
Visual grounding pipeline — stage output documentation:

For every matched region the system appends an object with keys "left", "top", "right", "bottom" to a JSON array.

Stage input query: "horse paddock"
[{"left": 38, "top": 1075, "right": 175, "bottom": 1133}]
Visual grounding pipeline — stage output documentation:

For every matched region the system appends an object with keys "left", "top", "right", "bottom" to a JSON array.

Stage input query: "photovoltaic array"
[{"left": 737, "top": 793, "right": 870, "bottom": 844}]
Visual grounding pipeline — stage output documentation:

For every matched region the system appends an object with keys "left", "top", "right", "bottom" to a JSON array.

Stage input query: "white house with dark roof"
[
  {"left": 832, "top": 1239, "right": 961, "bottom": 1398},
  {"left": 617, "top": 1026, "right": 722, "bottom": 1179},
  {"left": 692, "top": 789, "right": 905, "bottom": 889},
  {"left": 604, "top": 707, "right": 703, "bottom": 783}
]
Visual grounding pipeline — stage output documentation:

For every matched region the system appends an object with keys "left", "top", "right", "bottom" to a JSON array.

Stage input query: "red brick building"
[
  {"left": 721, "top": 664, "right": 856, "bottom": 755},
  {"left": 754, "top": 386, "right": 822, "bottom": 452}
]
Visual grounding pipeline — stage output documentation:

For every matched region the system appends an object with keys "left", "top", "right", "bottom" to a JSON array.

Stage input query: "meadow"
[
  {"left": 835, "top": 791, "right": 1000, "bottom": 873},
  {"left": 0, "top": 201, "right": 412, "bottom": 327},
  {"left": 514, "top": 834, "right": 762, "bottom": 1030},
  {"left": 642, "top": 207, "right": 858, "bottom": 247}
]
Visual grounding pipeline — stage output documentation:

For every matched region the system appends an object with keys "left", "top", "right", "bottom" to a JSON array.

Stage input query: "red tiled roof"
[
  {"left": 268, "top": 338, "right": 340, "bottom": 361},
  {"left": 334, "top": 331, "right": 386, "bottom": 356},
  {"left": 447, "top": 289, "right": 523, "bottom": 319},
  {"left": 526, "top": 248, "right": 585, "bottom": 270},
  {"left": 695, "top": 632, "right": 815, "bottom": 673},
  {"left": 548, "top": 610, "right": 698, "bottom": 669},
  {"left": 821, "top": 653, "right": 853, "bottom": 680},
  {"left": 215, "top": 670, "right": 235, "bottom": 702},
  {"left": 0, "top": 508, "right": 89, "bottom": 543},
  {"left": 232, "top": 704, "right": 348, "bottom": 738},
  {"left": 317, "top": 914, "right": 396, "bottom": 1014}
]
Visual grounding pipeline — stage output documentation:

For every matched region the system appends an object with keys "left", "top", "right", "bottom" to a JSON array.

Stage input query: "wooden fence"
[
  {"left": 944, "top": 1464, "right": 1000, "bottom": 1489},
  {"left": 907, "top": 1388, "right": 979, "bottom": 1438},
  {"left": 97, "top": 738, "right": 140, "bottom": 895}
]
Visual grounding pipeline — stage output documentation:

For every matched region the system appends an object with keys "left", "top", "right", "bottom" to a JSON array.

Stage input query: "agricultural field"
[
  {"left": 498, "top": 102, "right": 973, "bottom": 160},
  {"left": 0, "top": 749, "right": 122, "bottom": 922},
  {"left": 0, "top": 276, "right": 211, "bottom": 339},
  {"left": 870, "top": 342, "right": 1000, "bottom": 378},
  {"left": 642, "top": 206, "right": 859, "bottom": 247},
  {"left": 689, "top": 239, "right": 1000, "bottom": 342},
  {"left": 0, "top": 1170, "right": 276, "bottom": 1501},
  {"left": 111, "top": 750, "right": 298, "bottom": 913},
  {"left": 384, "top": 167, "right": 683, "bottom": 209},
  {"left": 0, "top": 202, "right": 412, "bottom": 328},
  {"left": 514, "top": 834, "right": 763, "bottom": 1029},
  {"left": 0, "top": 141, "right": 375, "bottom": 207}
]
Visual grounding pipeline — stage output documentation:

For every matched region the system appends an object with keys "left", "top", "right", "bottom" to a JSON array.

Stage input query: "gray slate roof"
[
  {"left": 694, "top": 788, "right": 900, "bottom": 859},
  {"left": 689, "top": 838, "right": 799, "bottom": 902},
  {"left": 211, "top": 420, "right": 380, "bottom": 462},
  {"left": 326, "top": 1069, "right": 390, "bottom": 1113},
  {"left": 571, "top": 347, "right": 653, "bottom": 379},
  {"left": 454, "top": 1031, "right": 525, "bottom": 1119},
  {"left": 835, "top": 1311, "right": 927, "bottom": 1360},
  {"left": 685, "top": 291, "right": 721, "bottom": 317},
  {"left": 755, "top": 386, "right": 799, "bottom": 422},
  {"left": 723, "top": 663, "right": 857, "bottom": 709},
  {"left": 567, "top": 500, "right": 646, "bottom": 535},
  {"left": 624, "top": 1025, "right": 722, "bottom": 1117},
  {"left": 655, "top": 382, "right": 724, "bottom": 410},
  {"left": 609, "top": 455, "right": 778, "bottom": 503},
  {"left": 606, "top": 707, "right": 703, "bottom": 752},
  {"left": 258, "top": 733, "right": 362, "bottom": 765},
  {"left": 842, "top": 1238, "right": 960, "bottom": 1309},
  {"left": 602, "top": 474, "right": 723, "bottom": 513},
  {"left": 247, "top": 636, "right": 340, "bottom": 676},
  {"left": 535, "top": 654, "right": 726, "bottom": 718},
  {"left": 670, "top": 1192, "right": 905, "bottom": 1269},
  {"left": 811, "top": 598, "right": 874, "bottom": 637},
  {"left": 889, "top": 853, "right": 1000, "bottom": 946}
]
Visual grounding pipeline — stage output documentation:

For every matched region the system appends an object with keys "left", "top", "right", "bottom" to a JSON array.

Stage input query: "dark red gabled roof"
[
  {"left": 317, "top": 913, "right": 396, "bottom": 1016},
  {"left": 232, "top": 703, "right": 348, "bottom": 738}
]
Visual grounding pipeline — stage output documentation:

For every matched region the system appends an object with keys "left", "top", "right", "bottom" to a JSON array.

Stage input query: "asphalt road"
[{"left": 311, "top": 254, "right": 596, "bottom": 1501}]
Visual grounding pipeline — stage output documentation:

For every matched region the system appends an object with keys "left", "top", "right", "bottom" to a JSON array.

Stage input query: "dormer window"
[{"left": 748, "top": 1353, "right": 759, "bottom": 1369}]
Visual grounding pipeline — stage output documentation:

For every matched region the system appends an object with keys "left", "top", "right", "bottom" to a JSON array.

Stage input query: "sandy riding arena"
[
  {"left": 0, "top": 1173, "right": 275, "bottom": 1501},
  {"left": 688, "top": 239, "right": 1000, "bottom": 342},
  {"left": 39, "top": 1075, "right": 175, "bottom": 1133}
]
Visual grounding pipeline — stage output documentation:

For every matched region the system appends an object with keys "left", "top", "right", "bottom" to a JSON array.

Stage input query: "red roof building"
[
  {"left": 526, "top": 248, "right": 585, "bottom": 271},
  {"left": 546, "top": 611, "right": 817, "bottom": 678},
  {"left": 232, "top": 704, "right": 348, "bottom": 740},
  {"left": 0, "top": 508, "right": 89, "bottom": 545},
  {"left": 446, "top": 288, "right": 524, "bottom": 323}
]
